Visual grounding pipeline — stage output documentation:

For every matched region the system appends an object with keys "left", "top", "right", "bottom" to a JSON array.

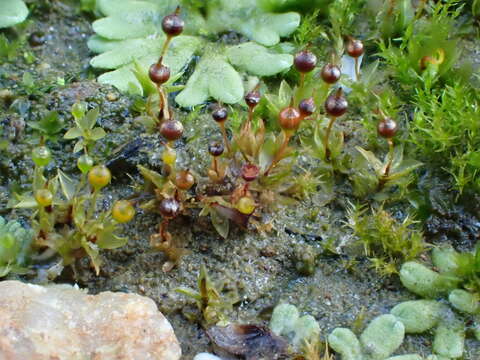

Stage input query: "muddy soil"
[{"left": 1, "top": 2, "right": 480, "bottom": 359}]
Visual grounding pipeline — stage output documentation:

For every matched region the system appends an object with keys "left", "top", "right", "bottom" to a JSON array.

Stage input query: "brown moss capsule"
[
  {"left": 241, "top": 163, "right": 259, "bottom": 182},
  {"left": 149, "top": 62, "right": 170, "bottom": 84},
  {"left": 294, "top": 50, "right": 317, "bottom": 73},
  {"left": 377, "top": 118, "right": 398, "bottom": 138},
  {"left": 279, "top": 107, "right": 302, "bottom": 131},
  {"left": 245, "top": 91, "right": 261, "bottom": 109},
  {"left": 208, "top": 142, "right": 224, "bottom": 157},
  {"left": 324, "top": 89, "right": 348, "bottom": 117},
  {"left": 346, "top": 39, "right": 364, "bottom": 58},
  {"left": 212, "top": 107, "right": 228, "bottom": 123},
  {"left": 299, "top": 97, "right": 316, "bottom": 117},
  {"left": 160, "top": 120, "right": 184, "bottom": 141},
  {"left": 175, "top": 170, "right": 195, "bottom": 190},
  {"left": 419, "top": 48, "right": 445, "bottom": 70},
  {"left": 321, "top": 63, "right": 341, "bottom": 84},
  {"left": 28, "top": 32, "right": 45, "bottom": 47},
  {"left": 159, "top": 198, "right": 181, "bottom": 218},
  {"left": 162, "top": 9, "right": 184, "bottom": 37}
]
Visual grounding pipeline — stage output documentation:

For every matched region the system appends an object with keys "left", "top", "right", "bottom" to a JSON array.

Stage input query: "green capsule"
[
  {"left": 77, "top": 154, "right": 94, "bottom": 174},
  {"left": 32, "top": 146, "right": 52, "bottom": 166}
]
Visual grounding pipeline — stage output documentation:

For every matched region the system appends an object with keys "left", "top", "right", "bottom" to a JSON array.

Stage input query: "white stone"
[
  {"left": 194, "top": 353, "right": 223, "bottom": 360},
  {"left": 0, "top": 280, "right": 181, "bottom": 360}
]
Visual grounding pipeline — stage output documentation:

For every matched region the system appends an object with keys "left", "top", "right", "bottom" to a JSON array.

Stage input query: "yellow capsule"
[
  {"left": 112, "top": 200, "right": 135, "bottom": 223},
  {"left": 88, "top": 165, "right": 111, "bottom": 189},
  {"left": 236, "top": 196, "right": 256, "bottom": 215},
  {"left": 162, "top": 147, "right": 176, "bottom": 166},
  {"left": 35, "top": 189, "right": 53, "bottom": 207}
]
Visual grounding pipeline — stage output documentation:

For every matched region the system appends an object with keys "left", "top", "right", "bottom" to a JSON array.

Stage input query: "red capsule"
[
  {"left": 208, "top": 142, "right": 224, "bottom": 157},
  {"left": 377, "top": 118, "right": 398, "bottom": 138},
  {"left": 162, "top": 8, "right": 184, "bottom": 36},
  {"left": 160, "top": 120, "right": 184, "bottom": 141},
  {"left": 245, "top": 91, "right": 261, "bottom": 109},
  {"left": 346, "top": 39, "right": 364, "bottom": 58},
  {"left": 212, "top": 107, "right": 228, "bottom": 122},
  {"left": 294, "top": 50, "right": 317, "bottom": 73},
  {"left": 149, "top": 62, "right": 170, "bottom": 84},
  {"left": 324, "top": 89, "right": 348, "bottom": 117},
  {"left": 159, "top": 198, "right": 181, "bottom": 218},
  {"left": 279, "top": 107, "right": 302, "bottom": 131},
  {"left": 175, "top": 170, "right": 195, "bottom": 190},
  {"left": 241, "top": 163, "right": 260, "bottom": 182},
  {"left": 321, "top": 63, "right": 341, "bottom": 84},
  {"left": 299, "top": 97, "right": 316, "bottom": 117}
]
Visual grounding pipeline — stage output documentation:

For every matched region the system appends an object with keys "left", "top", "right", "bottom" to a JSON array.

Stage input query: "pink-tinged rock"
[{"left": 0, "top": 280, "right": 181, "bottom": 360}]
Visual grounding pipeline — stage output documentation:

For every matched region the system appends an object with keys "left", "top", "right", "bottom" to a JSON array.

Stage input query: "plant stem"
[
  {"left": 354, "top": 57, "right": 360, "bottom": 80},
  {"left": 378, "top": 138, "right": 395, "bottom": 190},
  {"left": 245, "top": 108, "right": 253, "bottom": 133},
  {"left": 219, "top": 122, "right": 231, "bottom": 153},
  {"left": 160, "top": 219, "right": 170, "bottom": 242},
  {"left": 299, "top": 73, "right": 305, "bottom": 92},
  {"left": 264, "top": 132, "right": 291, "bottom": 176},
  {"left": 212, "top": 157, "right": 219, "bottom": 175},
  {"left": 160, "top": 36, "right": 172, "bottom": 59},
  {"left": 324, "top": 116, "right": 337, "bottom": 162},
  {"left": 157, "top": 84, "right": 170, "bottom": 121},
  {"left": 384, "top": 138, "right": 394, "bottom": 178},
  {"left": 87, "top": 188, "right": 99, "bottom": 221}
]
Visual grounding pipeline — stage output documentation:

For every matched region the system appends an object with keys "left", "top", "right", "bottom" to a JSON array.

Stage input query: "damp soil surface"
[{"left": 1, "top": 2, "right": 480, "bottom": 359}]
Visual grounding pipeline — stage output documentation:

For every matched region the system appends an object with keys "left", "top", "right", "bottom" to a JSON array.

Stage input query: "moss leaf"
[
  {"left": 328, "top": 328, "right": 362, "bottom": 360},
  {"left": 390, "top": 300, "right": 443, "bottom": 333},
  {"left": 359, "top": 314, "right": 404, "bottom": 360},
  {"left": 176, "top": 53, "right": 243, "bottom": 107},
  {"left": 90, "top": 35, "right": 202, "bottom": 94},
  {"left": 226, "top": 42, "right": 293, "bottom": 76},
  {"left": 207, "top": 0, "right": 300, "bottom": 46},
  {"left": 0, "top": 0, "right": 28, "bottom": 29}
]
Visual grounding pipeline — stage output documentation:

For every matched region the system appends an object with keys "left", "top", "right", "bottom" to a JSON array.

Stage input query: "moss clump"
[{"left": 346, "top": 203, "right": 426, "bottom": 276}]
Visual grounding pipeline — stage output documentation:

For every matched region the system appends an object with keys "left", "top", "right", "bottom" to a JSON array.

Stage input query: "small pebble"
[
  {"left": 106, "top": 92, "right": 118, "bottom": 101},
  {"left": 194, "top": 353, "right": 222, "bottom": 360}
]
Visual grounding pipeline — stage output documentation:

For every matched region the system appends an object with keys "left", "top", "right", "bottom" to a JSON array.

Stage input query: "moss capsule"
[
  {"left": 236, "top": 196, "right": 256, "bottom": 215},
  {"left": 294, "top": 50, "right": 317, "bottom": 73},
  {"left": 245, "top": 91, "right": 261, "bottom": 109},
  {"left": 346, "top": 38, "right": 364, "bottom": 58},
  {"left": 112, "top": 200, "right": 135, "bottom": 223},
  {"left": 321, "top": 63, "right": 341, "bottom": 84},
  {"left": 208, "top": 142, "right": 224, "bottom": 157},
  {"left": 35, "top": 189, "right": 53, "bottom": 207},
  {"left": 175, "top": 170, "right": 195, "bottom": 190},
  {"left": 88, "top": 165, "right": 111, "bottom": 189},
  {"left": 77, "top": 154, "right": 94, "bottom": 174},
  {"left": 325, "top": 89, "right": 348, "bottom": 117},
  {"left": 378, "top": 118, "right": 398, "bottom": 138},
  {"left": 32, "top": 146, "right": 52, "bottom": 167},
  {"left": 159, "top": 198, "right": 181, "bottom": 218},
  {"left": 279, "top": 107, "right": 302, "bottom": 131},
  {"left": 212, "top": 107, "right": 228, "bottom": 123},
  {"left": 241, "top": 163, "right": 259, "bottom": 182},
  {"left": 299, "top": 97, "right": 316, "bottom": 117},
  {"left": 160, "top": 120, "right": 184, "bottom": 141},
  {"left": 162, "top": 9, "right": 184, "bottom": 36},
  {"left": 149, "top": 62, "right": 170, "bottom": 84}
]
